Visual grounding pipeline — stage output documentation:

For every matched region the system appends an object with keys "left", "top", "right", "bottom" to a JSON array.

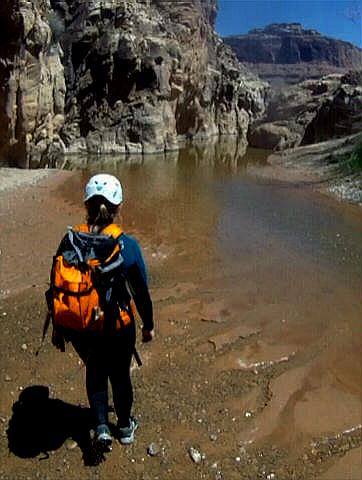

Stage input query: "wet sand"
[{"left": 0, "top": 154, "right": 361, "bottom": 479}]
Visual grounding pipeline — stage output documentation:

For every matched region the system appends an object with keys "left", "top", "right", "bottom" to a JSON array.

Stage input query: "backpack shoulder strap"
[
  {"left": 73, "top": 223, "right": 122, "bottom": 239},
  {"left": 101, "top": 223, "right": 123, "bottom": 240},
  {"left": 74, "top": 223, "right": 89, "bottom": 233}
]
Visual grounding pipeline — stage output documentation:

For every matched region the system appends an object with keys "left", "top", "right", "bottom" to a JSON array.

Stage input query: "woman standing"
[{"left": 51, "top": 173, "right": 154, "bottom": 450}]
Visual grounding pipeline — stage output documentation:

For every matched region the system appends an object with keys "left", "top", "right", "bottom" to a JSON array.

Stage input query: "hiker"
[{"left": 49, "top": 173, "right": 154, "bottom": 450}]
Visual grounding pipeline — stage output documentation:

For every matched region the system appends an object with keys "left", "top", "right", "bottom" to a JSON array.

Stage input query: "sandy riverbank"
[
  {"left": 0, "top": 168, "right": 67, "bottom": 193},
  {"left": 0, "top": 167, "right": 361, "bottom": 480},
  {"left": 248, "top": 134, "right": 362, "bottom": 206}
]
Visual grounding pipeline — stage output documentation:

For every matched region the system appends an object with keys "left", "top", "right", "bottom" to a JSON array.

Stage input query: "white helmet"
[{"left": 84, "top": 174, "right": 123, "bottom": 205}]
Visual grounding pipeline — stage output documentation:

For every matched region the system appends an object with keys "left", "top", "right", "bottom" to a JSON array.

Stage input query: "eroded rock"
[
  {"left": 0, "top": 0, "right": 65, "bottom": 167},
  {"left": 249, "top": 74, "right": 362, "bottom": 150}
]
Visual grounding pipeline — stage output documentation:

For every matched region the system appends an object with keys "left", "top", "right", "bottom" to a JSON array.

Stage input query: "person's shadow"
[{"left": 7, "top": 385, "right": 106, "bottom": 466}]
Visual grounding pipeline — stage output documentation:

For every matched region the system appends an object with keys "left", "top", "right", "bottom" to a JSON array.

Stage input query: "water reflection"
[
  {"left": 58, "top": 137, "right": 268, "bottom": 173},
  {"left": 57, "top": 138, "right": 361, "bottom": 285}
]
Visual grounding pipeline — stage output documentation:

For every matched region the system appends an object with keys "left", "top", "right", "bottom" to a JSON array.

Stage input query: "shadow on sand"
[{"left": 7, "top": 385, "right": 106, "bottom": 466}]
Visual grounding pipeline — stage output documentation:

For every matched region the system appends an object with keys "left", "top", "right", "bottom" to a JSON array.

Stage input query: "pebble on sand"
[
  {"left": 189, "top": 447, "right": 202, "bottom": 463},
  {"left": 147, "top": 442, "right": 161, "bottom": 456},
  {"left": 64, "top": 438, "right": 78, "bottom": 450},
  {"left": 266, "top": 474, "right": 276, "bottom": 480}
]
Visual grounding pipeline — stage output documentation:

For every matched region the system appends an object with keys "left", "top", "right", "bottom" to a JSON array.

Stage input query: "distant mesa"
[
  {"left": 224, "top": 23, "right": 362, "bottom": 86},
  {"left": 248, "top": 22, "right": 321, "bottom": 37}
]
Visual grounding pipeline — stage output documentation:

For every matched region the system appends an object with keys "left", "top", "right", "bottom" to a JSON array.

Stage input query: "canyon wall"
[
  {"left": 0, "top": 0, "right": 65, "bottom": 167},
  {"left": 0, "top": 0, "right": 268, "bottom": 167},
  {"left": 249, "top": 72, "right": 362, "bottom": 150}
]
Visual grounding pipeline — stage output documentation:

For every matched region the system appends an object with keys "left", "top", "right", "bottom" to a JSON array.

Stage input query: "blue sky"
[{"left": 216, "top": 0, "right": 362, "bottom": 47}]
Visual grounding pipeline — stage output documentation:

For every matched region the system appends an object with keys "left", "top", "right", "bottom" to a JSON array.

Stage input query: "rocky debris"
[
  {"left": 224, "top": 23, "right": 362, "bottom": 86},
  {"left": 249, "top": 73, "right": 362, "bottom": 150},
  {"left": 328, "top": 176, "right": 362, "bottom": 206},
  {"left": 0, "top": 0, "right": 268, "bottom": 166},
  {"left": 303, "top": 425, "right": 362, "bottom": 471}
]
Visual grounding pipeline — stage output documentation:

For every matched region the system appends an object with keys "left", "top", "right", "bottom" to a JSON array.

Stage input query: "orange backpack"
[{"left": 46, "top": 224, "right": 133, "bottom": 331}]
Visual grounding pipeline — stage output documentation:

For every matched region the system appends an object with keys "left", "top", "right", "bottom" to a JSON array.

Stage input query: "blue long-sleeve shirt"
[{"left": 119, "top": 233, "right": 153, "bottom": 331}]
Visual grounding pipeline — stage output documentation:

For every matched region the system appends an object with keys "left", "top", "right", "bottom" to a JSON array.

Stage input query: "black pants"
[{"left": 67, "top": 324, "right": 136, "bottom": 428}]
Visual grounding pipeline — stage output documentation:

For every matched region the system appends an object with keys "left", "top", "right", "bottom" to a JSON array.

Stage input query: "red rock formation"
[{"left": 224, "top": 23, "right": 362, "bottom": 86}]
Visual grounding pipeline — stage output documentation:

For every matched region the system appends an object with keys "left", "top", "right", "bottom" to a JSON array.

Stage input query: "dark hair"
[{"left": 85, "top": 195, "right": 119, "bottom": 232}]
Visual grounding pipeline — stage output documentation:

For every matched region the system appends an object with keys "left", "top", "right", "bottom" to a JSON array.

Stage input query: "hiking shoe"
[
  {"left": 118, "top": 417, "right": 138, "bottom": 445},
  {"left": 95, "top": 424, "right": 112, "bottom": 451}
]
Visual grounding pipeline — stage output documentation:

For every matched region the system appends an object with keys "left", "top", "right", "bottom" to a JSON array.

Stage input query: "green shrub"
[
  {"left": 346, "top": 141, "right": 362, "bottom": 173},
  {"left": 340, "top": 140, "right": 362, "bottom": 174}
]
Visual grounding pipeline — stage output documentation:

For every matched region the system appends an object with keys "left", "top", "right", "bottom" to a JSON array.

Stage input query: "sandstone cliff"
[
  {"left": 0, "top": 0, "right": 65, "bottom": 167},
  {"left": 57, "top": 0, "right": 267, "bottom": 156},
  {"left": 0, "top": 0, "right": 268, "bottom": 167},
  {"left": 224, "top": 23, "right": 362, "bottom": 86}
]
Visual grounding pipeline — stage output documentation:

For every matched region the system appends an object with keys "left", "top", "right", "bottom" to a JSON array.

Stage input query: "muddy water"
[{"left": 62, "top": 141, "right": 361, "bottom": 457}]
